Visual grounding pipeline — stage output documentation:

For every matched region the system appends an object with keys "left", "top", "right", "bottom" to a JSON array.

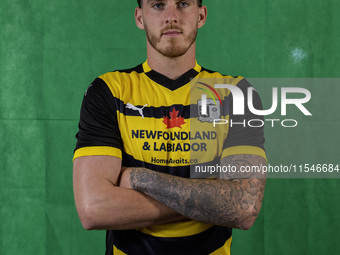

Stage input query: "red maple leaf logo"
[{"left": 163, "top": 108, "right": 186, "bottom": 129}]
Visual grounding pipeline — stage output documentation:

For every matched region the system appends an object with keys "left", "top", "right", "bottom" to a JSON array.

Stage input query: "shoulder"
[
  {"left": 88, "top": 63, "right": 144, "bottom": 98},
  {"left": 198, "top": 66, "right": 260, "bottom": 91},
  {"left": 99, "top": 63, "right": 144, "bottom": 84},
  {"left": 197, "top": 66, "right": 248, "bottom": 88}
]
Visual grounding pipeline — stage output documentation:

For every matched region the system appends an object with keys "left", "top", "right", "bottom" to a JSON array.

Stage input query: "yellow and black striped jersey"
[{"left": 74, "top": 60, "right": 266, "bottom": 255}]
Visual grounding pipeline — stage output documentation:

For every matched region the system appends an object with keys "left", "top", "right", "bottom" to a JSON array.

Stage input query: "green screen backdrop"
[{"left": 1, "top": 0, "right": 339, "bottom": 254}]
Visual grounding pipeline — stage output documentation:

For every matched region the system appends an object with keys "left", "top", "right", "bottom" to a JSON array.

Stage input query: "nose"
[{"left": 165, "top": 5, "right": 178, "bottom": 24}]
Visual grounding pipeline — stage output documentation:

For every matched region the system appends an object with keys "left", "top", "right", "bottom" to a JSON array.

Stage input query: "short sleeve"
[
  {"left": 73, "top": 78, "right": 123, "bottom": 160},
  {"left": 222, "top": 79, "right": 266, "bottom": 160}
]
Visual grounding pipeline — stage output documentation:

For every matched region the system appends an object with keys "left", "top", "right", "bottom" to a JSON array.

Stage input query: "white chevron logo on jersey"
[{"left": 126, "top": 103, "right": 148, "bottom": 118}]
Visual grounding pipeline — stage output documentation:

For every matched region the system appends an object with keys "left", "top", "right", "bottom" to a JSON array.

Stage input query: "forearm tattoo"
[{"left": 129, "top": 154, "right": 266, "bottom": 229}]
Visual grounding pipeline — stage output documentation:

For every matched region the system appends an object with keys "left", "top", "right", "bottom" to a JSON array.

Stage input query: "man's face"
[{"left": 136, "top": 0, "right": 206, "bottom": 58}]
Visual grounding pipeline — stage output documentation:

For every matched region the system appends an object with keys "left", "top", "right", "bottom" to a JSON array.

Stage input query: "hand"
[{"left": 119, "top": 167, "right": 133, "bottom": 189}]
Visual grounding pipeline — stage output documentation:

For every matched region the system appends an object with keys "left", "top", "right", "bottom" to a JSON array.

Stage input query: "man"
[{"left": 73, "top": 0, "right": 267, "bottom": 254}]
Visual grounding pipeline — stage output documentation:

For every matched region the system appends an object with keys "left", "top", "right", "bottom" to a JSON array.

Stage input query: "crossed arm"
[
  {"left": 73, "top": 154, "right": 266, "bottom": 231},
  {"left": 73, "top": 155, "right": 185, "bottom": 230}
]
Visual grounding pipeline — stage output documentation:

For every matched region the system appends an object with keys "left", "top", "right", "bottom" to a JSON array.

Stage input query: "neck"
[{"left": 146, "top": 42, "right": 197, "bottom": 80}]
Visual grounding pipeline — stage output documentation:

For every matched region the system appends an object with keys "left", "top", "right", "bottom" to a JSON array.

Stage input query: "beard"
[{"left": 145, "top": 24, "right": 198, "bottom": 58}]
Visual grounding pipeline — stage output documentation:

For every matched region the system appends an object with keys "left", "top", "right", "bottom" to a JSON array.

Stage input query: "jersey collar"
[{"left": 142, "top": 60, "right": 201, "bottom": 91}]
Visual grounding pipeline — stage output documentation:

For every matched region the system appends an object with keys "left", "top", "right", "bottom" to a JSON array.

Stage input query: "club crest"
[{"left": 198, "top": 99, "right": 221, "bottom": 123}]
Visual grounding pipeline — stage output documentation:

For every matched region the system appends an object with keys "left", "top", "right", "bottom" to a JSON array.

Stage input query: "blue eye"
[
  {"left": 153, "top": 3, "right": 164, "bottom": 9},
  {"left": 178, "top": 2, "right": 189, "bottom": 8}
]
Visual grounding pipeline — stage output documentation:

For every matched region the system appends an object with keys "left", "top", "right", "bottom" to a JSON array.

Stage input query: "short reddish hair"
[{"left": 137, "top": 0, "right": 203, "bottom": 8}]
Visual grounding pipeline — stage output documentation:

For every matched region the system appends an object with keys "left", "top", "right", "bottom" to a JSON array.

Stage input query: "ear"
[
  {"left": 135, "top": 7, "right": 145, "bottom": 30},
  {"left": 197, "top": 5, "right": 207, "bottom": 29}
]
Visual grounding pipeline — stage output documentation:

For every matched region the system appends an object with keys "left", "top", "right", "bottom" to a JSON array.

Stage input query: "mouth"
[{"left": 162, "top": 29, "right": 183, "bottom": 37}]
